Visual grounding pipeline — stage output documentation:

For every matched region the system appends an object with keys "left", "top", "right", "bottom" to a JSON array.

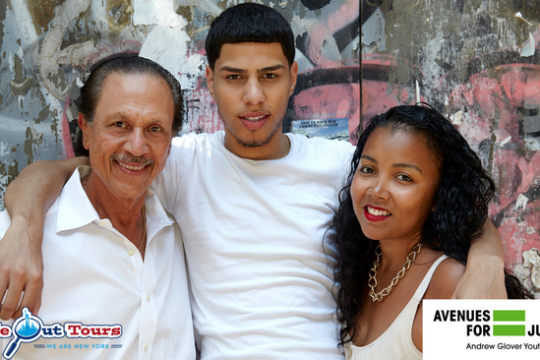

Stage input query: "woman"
[{"left": 333, "top": 104, "right": 531, "bottom": 360}]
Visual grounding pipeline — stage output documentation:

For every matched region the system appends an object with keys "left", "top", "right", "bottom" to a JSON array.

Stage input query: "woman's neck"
[{"left": 377, "top": 235, "right": 423, "bottom": 273}]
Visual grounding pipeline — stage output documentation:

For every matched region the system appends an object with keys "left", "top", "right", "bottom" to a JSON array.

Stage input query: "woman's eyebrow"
[
  {"left": 360, "top": 155, "right": 376, "bottom": 163},
  {"left": 393, "top": 163, "right": 422, "bottom": 174}
]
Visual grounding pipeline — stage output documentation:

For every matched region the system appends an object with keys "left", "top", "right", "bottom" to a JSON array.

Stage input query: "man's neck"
[
  {"left": 83, "top": 174, "right": 146, "bottom": 239},
  {"left": 223, "top": 130, "right": 291, "bottom": 161}
]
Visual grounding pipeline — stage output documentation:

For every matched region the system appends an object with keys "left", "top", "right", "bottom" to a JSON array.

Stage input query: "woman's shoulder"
[{"left": 424, "top": 256, "right": 466, "bottom": 299}]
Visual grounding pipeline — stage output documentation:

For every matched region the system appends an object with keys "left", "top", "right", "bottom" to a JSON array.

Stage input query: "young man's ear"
[
  {"left": 206, "top": 65, "right": 215, "bottom": 100},
  {"left": 288, "top": 61, "right": 298, "bottom": 97},
  {"left": 78, "top": 113, "right": 90, "bottom": 150}
]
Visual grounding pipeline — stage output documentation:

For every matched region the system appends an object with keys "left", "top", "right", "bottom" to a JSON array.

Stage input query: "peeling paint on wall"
[
  {"left": 361, "top": 0, "right": 540, "bottom": 295},
  {"left": 0, "top": 0, "right": 360, "bottom": 210},
  {"left": 520, "top": 248, "right": 540, "bottom": 296}
]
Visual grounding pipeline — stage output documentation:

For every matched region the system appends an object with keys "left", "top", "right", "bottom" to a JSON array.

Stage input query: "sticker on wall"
[{"left": 291, "top": 118, "right": 348, "bottom": 141}]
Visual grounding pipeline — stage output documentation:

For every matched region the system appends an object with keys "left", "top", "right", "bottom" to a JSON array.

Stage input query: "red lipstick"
[{"left": 363, "top": 205, "right": 391, "bottom": 222}]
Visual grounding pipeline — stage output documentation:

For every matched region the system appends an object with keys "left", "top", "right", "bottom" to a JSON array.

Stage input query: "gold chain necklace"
[
  {"left": 82, "top": 174, "right": 147, "bottom": 253},
  {"left": 368, "top": 242, "right": 423, "bottom": 302}
]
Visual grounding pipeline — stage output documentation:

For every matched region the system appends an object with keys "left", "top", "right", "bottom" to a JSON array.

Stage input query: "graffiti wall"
[
  {"left": 361, "top": 0, "right": 540, "bottom": 295},
  {"left": 0, "top": 0, "right": 361, "bottom": 206}
]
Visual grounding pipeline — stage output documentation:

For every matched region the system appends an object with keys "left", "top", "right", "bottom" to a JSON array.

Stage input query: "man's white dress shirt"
[{"left": 0, "top": 166, "right": 195, "bottom": 360}]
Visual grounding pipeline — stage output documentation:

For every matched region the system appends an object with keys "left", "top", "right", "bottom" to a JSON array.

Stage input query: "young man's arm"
[
  {"left": 452, "top": 219, "right": 507, "bottom": 299},
  {"left": 0, "top": 157, "right": 87, "bottom": 320}
]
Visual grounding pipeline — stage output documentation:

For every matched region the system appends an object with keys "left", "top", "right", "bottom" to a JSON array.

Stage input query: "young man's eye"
[
  {"left": 113, "top": 121, "right": 126, "bottom": 128},
  {"left": 264, "top": 73, "right": 277, "bottom": 79},
  {"left": 149, "top": 126, "right": 162, "bottom": 132},
  {"left": 227, "top": 74, "right": 241, "bottom": 80}
]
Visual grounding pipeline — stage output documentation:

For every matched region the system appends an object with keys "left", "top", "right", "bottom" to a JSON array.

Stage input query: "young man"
[{"left": 0, "top": 4, "right": 506, "bottom": 360}]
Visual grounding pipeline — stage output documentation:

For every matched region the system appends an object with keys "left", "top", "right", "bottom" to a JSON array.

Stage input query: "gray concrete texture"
[
  {"left": 361, "top": 0, "right": 540, "bottom": 295},
  {"left": 0, "top": 0, "right": 360, "bottom": 209}
]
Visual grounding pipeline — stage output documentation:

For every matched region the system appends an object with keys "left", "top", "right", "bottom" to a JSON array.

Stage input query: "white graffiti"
[{"left": 39, "top": 0, "right": 95, "bottom": 102}]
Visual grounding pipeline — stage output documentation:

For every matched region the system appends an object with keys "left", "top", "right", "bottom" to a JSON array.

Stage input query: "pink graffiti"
[{"left": 447, "top": 61, "right": 540, "bottom": 268}]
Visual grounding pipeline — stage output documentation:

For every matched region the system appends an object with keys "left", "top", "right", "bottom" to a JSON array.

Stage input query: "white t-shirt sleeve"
[
  {"left": 339, "top": 140, "right": 356, "bottom": 187},
  {"left": 151, "top": 135, "right": 194, "bottom": 214},
  {"left": 0, "top": 210, "right": 11, "bottom": 239}
]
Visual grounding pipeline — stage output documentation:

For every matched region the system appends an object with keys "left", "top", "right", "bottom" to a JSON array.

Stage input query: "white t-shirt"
[
  {"left": 151, "top": 131, "right": 354, "bottom": 360},
  {"left": 0, "top": 166, "right": 195, "bottom": 360}
]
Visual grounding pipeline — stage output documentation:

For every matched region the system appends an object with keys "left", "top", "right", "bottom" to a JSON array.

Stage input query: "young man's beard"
[{"left": 225, "top": 118, "right": 284, "bottom": 148}]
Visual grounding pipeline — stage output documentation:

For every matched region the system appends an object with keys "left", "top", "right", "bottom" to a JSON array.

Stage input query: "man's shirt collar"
[{"left": 56, "top": 165, "right": 174, "bottom": 235}]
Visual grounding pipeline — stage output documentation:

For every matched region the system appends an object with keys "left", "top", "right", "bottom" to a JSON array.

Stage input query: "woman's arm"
[
  {"left": 451, "top": 220, "right": 507, "bottom": 299},
  {"left": 0, "top": 157, "right": 87, "bottom": 320}
]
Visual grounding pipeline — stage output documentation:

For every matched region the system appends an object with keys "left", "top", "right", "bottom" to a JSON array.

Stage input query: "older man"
[{"left": 0, "top": 56, "right": 195, "bottom": 359}]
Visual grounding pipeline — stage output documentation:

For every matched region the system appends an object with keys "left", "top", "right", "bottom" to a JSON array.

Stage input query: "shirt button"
[
  {"left": 143, "top": 343, "right": 148, "bottom": 351},
  {"left": 128, "top": 249, "right": 135, "bottom": 256},
  {"left": 146, "top": 294, "right": 151, "bottom": 302},
  {"left": 98, "top": 220, "right": 108, "bottom": 227}
]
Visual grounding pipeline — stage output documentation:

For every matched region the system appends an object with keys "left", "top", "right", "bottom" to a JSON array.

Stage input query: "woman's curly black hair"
[{"left": 333, "top": 103, "right": 533, "bottom": 346}]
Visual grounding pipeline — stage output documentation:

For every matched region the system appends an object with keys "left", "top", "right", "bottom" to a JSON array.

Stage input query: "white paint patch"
[
  {"left": 294, "top": 50, "right": 313, "bottom": 73},
  {"left": 415, "top": 80, "right": 420, "bottom": 104},
  {"left": 523, "top": 248, "right": 540, "bottom": 290},
  {"left": 527, "top": 227, "right": 536, "bottom": 235},
  {"left": 226, "top": 0, "right": 246, "bottom": 7},
  {"left": 139, "top": 26, "right": 204, "bottom": 90},
  {"left": 133, "top": 0, "right": 186, "bottom": 27},
  {"left": 521, "top": 32, "right": 535, "bottom": 57},
  {"left": 513, "top": 263, "right": 531, "bottom": 282},
  {"left": 0, "top": 142, "right": 8, "bottom": 157},
  {"left": 174, "top": 0, "right": 222, "bottom": 17},
  {"left": 362, "top": 7, "right": 386, "bottom": 51},
  {"left": 515, "top": 194, "right": 529, "bottom": 212},
  {"left": 8, "top": 52, "right": 14, "bottom": 72},
  {"left": 8, "top": 0, "right": 39, "bottom": 45},
  {"left": 39, "top": 0, "right": 94, "bottom": 102},
  {"left": 291, "top": 15, "right": 308, "bottom": 39},
  {"left": 515, "top": 12, "right": 533, "bottom": 26},
  {"left": 135, "top": 0, "right": 204, "bottom": 90},
  {"left": 450, "top": 111, "right": 463, "bottom": 125},
  {"left": 500, "top": 135, "right": 511, "bottom": 147},
  {"left": 76, "top": 77, "right": 84, "bottom": 88}
]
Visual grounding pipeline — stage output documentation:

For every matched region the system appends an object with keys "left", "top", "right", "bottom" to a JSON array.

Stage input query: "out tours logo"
[
  {"left": 433, "top": 309, "right": 540, "bottom": 350},
  {"left": 0, "top": 307, "right": 122, "bottom": 359}
]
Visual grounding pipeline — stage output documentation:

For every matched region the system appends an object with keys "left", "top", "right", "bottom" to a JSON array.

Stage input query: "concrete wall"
[
  {"left": 361, "top": 0, "right": 540, "bottom": 295},
  {"left": 1, "top": 0, "right": 538, "bottom": 294},
  {"left": 0, "top": 0, "right": 360, "bottom": 206}
]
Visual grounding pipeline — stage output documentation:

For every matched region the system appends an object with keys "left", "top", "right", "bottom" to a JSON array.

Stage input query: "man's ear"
[
  {"left": 167, "top": 135, "right": 173, "bottom": 157},
  {"left": 206, "top": 65, "right": 215, "bottom": 100},
  {"left": 78, "top": 113, "right": 90, "bottom": 150},
  {"left": 288, "top": 61, "right": 298, "bottom": 97}
]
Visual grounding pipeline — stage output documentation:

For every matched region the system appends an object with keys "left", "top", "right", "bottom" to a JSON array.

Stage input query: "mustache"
[{"left": 111, "top": 154, "right": 154, "bottom": 166}]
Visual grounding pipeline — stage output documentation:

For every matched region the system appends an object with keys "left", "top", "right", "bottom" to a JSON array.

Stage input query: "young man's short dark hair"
[{"left": 205, "top": 3, "right": 295, "bottom": 70}]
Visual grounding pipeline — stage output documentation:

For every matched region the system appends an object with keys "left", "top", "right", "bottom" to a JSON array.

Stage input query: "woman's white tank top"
[{"left": 344, "top": 255, "right": 449, "bottom": 360}]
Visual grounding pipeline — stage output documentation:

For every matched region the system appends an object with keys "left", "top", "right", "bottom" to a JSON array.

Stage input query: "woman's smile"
[{"left": 364, "top": 205, "right": 391, "bottom": 222}]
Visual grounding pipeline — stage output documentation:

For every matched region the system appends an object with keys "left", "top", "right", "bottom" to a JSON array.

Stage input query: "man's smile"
[{"left": 238, "top": 111, "right": 270, "bottom": 130}]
